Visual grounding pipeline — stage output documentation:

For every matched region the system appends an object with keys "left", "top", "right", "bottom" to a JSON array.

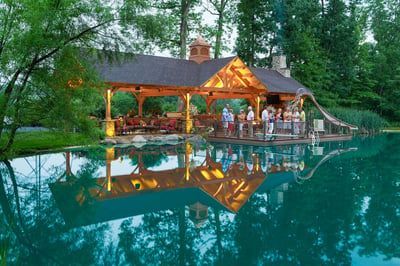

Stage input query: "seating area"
[
  {"left": 113, "top": 113, "right": 218, "bottom": 136},
  {"left": 114, "top": 117, "right": 181, "bottom": 135}
]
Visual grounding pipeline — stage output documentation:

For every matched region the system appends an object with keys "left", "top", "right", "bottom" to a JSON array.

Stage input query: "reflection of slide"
[
  {"left": 296, "top": 147, "right": 357, "bottom": 181},
  {"left": 294, "top": 88, "right": 358, "bottom": 131}
]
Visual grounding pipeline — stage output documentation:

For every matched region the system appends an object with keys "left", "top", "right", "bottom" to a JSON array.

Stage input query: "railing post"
[
  {"left": 290, "top": 120, "right": 294, "bottom": 135},
  {"left": 248, "top": 121, "right": 254, "bottom": 138},
  {"left": 263, "top": 120, "right": 267, "bottom": 140}
]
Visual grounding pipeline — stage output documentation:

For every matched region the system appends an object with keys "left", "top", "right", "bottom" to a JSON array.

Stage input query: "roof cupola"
[{"left": 189, "top": 35, "right": 211, "bottom": 64}]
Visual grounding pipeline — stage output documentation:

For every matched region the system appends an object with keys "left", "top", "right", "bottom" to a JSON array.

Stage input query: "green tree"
[
  {"left": 203, "top": 0, "right": 237, "bottom": 58},
  {"left": 151, "top": 0, "right": 202, "bottom": 59},
  {"left": 367, "top": 0, "right": 400, "bottom": 120},
  {"left": 282, "top": 0, "right": 333, "bottom": 106},
  {"left": 320, "top": 0, "right": 360, "bottom": 99},
  {"left": 235, "top": 0, "right": 276, "bottom": 67},
  {"left": 0, "top": 0, "right": 167, "bottom": 154}
]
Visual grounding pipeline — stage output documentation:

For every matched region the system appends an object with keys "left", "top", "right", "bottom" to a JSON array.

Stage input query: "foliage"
[
  {"left": 328, "top": 107, "right": 387, "bottom": 133},
  {"left": 203, "top": 0, "right": 238, "bottom": 58},
  {"left": 234, "top": 0, "right": 399, "bottom": 123},
  {"left": 149, "top": 0, "right": 202, "bottom": 58},
  {"left": 235, "top": 0, "right": 277, "bottom": 67},
  {"left": 111, "top": 92, "right": 137, "bottom": 117},
  {"left": 0, "top": 0, "right": 176, "bottom": 154}
]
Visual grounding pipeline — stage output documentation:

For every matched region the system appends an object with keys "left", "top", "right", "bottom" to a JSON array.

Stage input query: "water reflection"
[
  {"left": 49, "top": 142, "right": 356, "bottom": 227},
  {"left": 0, "top": 134, "right": 399, "bottom": 265}
]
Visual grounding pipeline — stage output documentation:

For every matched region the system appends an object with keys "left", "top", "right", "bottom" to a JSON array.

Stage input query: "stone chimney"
[
  {"left": 272, "top": 54, "right": 291, "bottom": 77},
  {"left": 189, "top": 35, "right": 211, "bottom": 64}
]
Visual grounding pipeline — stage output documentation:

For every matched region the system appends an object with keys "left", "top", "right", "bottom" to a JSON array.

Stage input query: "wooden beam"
[
  {"left": 230, "top": 67, "right": 252, "bottom": 87},
  {"left": 208, "top": 93, "right": 257, "bottom": 100},
  {"left": 199, "top": 86, "right": 263, "bottom": 93},
  {"left": 206, "top": 98, "right": 215, "bottom": 113},
  {"left": 138, "top": 96, "right": 146, "bottom": 117}
]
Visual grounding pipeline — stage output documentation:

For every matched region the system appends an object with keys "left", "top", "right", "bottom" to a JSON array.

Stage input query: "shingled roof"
[
  {"left": 91, "top": 52, "right": 310, "bottom": 94},
  {"left": 250, "top": 67, "right": 309, "bottom": 94}
]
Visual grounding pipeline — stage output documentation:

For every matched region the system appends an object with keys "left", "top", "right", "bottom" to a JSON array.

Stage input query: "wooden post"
[
  {"left": 105, "top": 147, "right": 114, "bottom": 192},
  {"left": 105, "top": 89, "right": 112, "bottom": 120},
  {"left": 138, "top": 97, "right": 145, "bottom": 117},
  {"left": 255, "top": 96, "right": 260, "bottom": 121},
  {"left": 105, "top": 89, "right": 115, "bottom": 137},
  {"left": 185, "top": 93, "right": 192, "bottom": 134},
  {"left": 206, "top": 98, "right": 214, "bottom": 114},
  {"left": 185, "top": 142, "right": 191, "bottom": 181},
  {"left": 106, "top": 160, "right": 112, "bottom": 191}
]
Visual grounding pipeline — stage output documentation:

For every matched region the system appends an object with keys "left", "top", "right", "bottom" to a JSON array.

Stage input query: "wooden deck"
[{"left": 207, "top": 133, "right": 353, "bottom": 146}]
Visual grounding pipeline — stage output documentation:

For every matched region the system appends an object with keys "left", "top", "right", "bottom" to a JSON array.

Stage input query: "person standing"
[
  {"left": 238, "top": 109, "right": 246, "bottom": 138},
  {"left": 261, "top": 106, "right": 269, "bottom": 136},
  {"left": 247, "top": 106, "right": 255, "bottom": 137},
  {"left": 275, "top": 108, "right": 283, "bottom": 133},
  {"left": 268, "top": 109, "right": 275, "bottom": 134},
  {"left": 222, "top": 104, "right": 230, "bottom": 136},
  {"left": 228, "top": 108, "right": 235, "bottom": 137},
  {"left": 283, "top": 107, "right": 292, "bottom": 133}
]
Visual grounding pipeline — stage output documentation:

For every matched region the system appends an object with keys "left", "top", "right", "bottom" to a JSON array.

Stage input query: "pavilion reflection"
[{"left": 50, "top": 142, "right": 356, "bottom": 227}]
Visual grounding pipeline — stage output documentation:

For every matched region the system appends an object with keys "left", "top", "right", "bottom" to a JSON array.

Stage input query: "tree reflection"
[
  {"left": 0, "top": 135, "right": 399, "bottom": 265},
  {"left": 0, "top": 157, "right": 110, "bottom": 265}
]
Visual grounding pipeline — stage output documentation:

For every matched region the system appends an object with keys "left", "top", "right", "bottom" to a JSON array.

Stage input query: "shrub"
[{"left": 328, "top": 107, "right": 387, "bottom": 134}]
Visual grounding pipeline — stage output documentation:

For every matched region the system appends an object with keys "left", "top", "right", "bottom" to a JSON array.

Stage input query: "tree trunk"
[
  {"left": 179, "top": 0, "right": 191, "bottom": 59},
  {"left": 214, "top": 0, "right": 226, "bottom": 59},
  {"left": 1, "top": 64, "right": 35, "bottom": 154},
  {"left": 321, "top": 0, "right": 325, "bottom": 16},
  {"left": 0, "top": 70, "right": 22, "bottom": 140}
]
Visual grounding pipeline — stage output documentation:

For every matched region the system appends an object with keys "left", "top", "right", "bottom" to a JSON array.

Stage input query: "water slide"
[
  {"left": 293, "top": 88, "right": 358, "bottom": 131},
  {"left": 294, "top": 147, "right": 358, "bottom": 182}
]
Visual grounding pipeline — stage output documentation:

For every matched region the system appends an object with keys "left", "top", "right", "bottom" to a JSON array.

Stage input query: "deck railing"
[
  {"left": 203, "top": 120, "right": 307, "bottom": 139},
  {"left": 113, "top": 115, "right": 352, "bottom": 138},
  {"left": 195, "top": 118, "right": 352, "bottom": 141}
]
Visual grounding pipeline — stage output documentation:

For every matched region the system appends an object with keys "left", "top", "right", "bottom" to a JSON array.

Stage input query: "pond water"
[{"left": 0, "top": 134, "right": 399, "bottom": 265}]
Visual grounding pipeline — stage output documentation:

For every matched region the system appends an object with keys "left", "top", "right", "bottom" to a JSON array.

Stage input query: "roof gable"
[{"left": 200, "top": 57, "right": 267, "bottom": 93}]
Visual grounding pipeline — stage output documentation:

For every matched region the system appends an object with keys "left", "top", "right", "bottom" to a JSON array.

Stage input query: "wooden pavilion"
[{"left": 93, "top": 35, "right": 308, "bottom": 137}]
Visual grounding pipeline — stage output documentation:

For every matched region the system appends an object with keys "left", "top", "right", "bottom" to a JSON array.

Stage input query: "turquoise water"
[{"left": 0, "top": 134, "right": 399, "bottom": 265}]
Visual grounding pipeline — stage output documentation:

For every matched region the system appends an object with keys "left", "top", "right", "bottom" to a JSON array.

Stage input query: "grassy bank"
[{"left": 0, "top": 131, "right": 98, "bottom": 157}]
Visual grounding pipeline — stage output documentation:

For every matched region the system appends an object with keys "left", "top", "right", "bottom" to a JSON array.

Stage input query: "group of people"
[
  {"left": 221, "top": 104, "right": 255, "bottom": 137},
  {"left": 221, "top": 103, "right": 306, "bottom": 137},
  {"left": 262, "top": 105, "right": 306, "bottom": 135}
]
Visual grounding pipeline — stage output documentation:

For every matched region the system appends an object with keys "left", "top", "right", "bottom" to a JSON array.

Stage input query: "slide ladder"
[{"left": 290, "top": 88, "right": 358, "bottom": 131}]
